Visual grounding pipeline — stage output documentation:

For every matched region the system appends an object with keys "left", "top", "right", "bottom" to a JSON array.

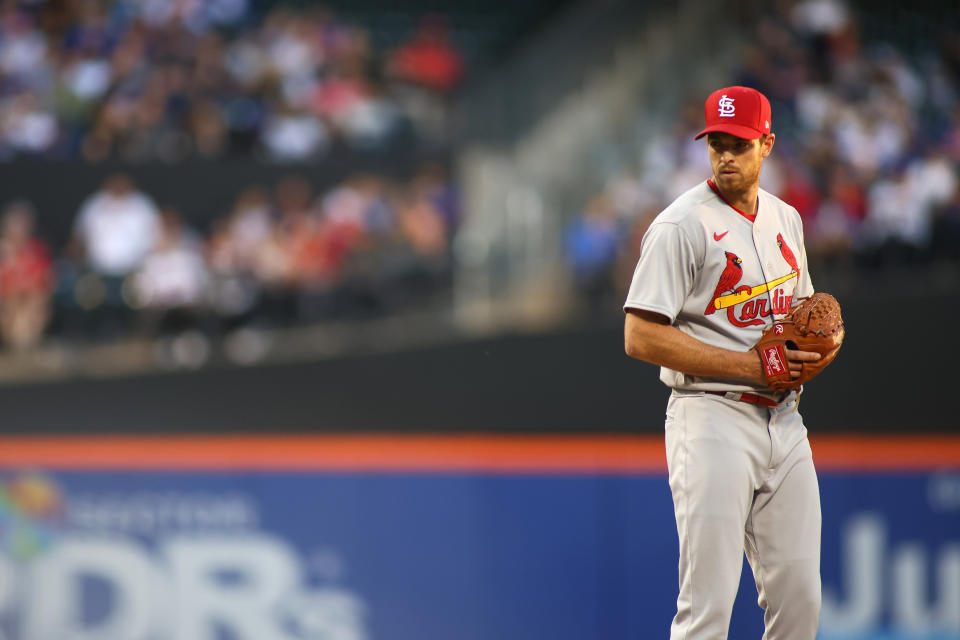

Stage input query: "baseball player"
[{"left": 623, "top": 86, "right": 822, "bottom": 639}]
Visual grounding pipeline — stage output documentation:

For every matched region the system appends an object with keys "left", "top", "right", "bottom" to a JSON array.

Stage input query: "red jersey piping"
[{"left": 707, "top": 179, "right": 757, "bottom": 223}]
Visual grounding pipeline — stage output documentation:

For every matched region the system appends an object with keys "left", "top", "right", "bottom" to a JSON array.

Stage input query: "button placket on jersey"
[{"left": 750, "top": 210, "right": 778, "bottom": 320}]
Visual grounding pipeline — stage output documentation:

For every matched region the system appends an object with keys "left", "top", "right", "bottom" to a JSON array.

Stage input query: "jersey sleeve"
[{"left": 623, "top": 222, "right": 698, "bottom": 323}]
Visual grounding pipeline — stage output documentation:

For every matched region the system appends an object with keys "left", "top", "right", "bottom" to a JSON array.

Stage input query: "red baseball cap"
[{"left": 695, "top": 86, "right": 772, "bottom": 140}]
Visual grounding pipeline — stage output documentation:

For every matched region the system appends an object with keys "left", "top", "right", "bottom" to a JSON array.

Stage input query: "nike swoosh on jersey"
[{"left": 713, "top": 231, "right": 729, "bottom": 241}]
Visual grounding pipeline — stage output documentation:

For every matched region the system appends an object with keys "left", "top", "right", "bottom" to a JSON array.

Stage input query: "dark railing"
[{"left": 0, "top": 284, "right": 956, "bottom": 434}]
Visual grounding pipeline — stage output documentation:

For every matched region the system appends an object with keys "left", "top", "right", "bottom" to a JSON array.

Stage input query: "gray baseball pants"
[{"left": 664, "top": 391, "right": 821, "bottom": 639}]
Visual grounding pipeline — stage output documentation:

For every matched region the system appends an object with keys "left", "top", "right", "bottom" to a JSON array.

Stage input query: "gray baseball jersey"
[{"left": 624, "top": 179, "right": 813, "bottom": 394}]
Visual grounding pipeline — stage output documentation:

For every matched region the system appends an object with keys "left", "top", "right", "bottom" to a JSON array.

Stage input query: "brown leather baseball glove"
[{"left": 754, "top": 292, "right": 845, "bottom": 390}]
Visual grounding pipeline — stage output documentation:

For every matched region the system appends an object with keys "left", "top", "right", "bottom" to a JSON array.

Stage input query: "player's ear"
[{"left": 761, "top": 134, "right": 775, "bottom": 158}]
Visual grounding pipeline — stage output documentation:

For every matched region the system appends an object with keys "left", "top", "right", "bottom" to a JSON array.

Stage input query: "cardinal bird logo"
[
  {"left": 705, "top": 251, "right": 743, "bottom": 315},
  {"left": 777, "top": 233, "right": 799, "bottom": 274}
]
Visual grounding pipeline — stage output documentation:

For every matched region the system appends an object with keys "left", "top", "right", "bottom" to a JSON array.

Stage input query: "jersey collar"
[{"left": 707, "top": 179, "right": 757, "bottom": 223}]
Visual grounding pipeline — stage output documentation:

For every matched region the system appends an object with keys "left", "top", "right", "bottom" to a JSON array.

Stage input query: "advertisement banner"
[{"left": 0, "top": 435, "right": 956, "bottom": 640}]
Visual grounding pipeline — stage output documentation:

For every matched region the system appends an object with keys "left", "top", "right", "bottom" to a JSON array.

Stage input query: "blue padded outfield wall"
[{"left": 0, "top": 440, "right": 957, "bottom": 640}]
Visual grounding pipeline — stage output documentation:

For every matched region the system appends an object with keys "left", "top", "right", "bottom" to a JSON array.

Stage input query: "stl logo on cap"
[
  {"left": 695, "top": 86, "right": 772, "bottom": 140},
  {"left": 718, "top": 94, "right": 735, "bottom": 118}
]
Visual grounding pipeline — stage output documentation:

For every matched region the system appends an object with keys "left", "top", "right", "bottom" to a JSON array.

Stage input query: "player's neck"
[{"left": 714, "top": 181, "right": 759, "bottom": 218}]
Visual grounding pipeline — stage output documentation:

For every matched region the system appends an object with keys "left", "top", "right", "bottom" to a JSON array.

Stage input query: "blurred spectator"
[
  {"left": 861, "top": 168, "right": 928, "bottom": 266},
  {"left": 132, "top": 206, "right": 209, "bottom": 329},
  {"left": 778, "top": 162, "right": 822, "bottom": 224},
  {"left": 338, "top": 82, "right": 405, "bottom": 151},
  {"left": 409, "top": 163, "right": 460, "bottom": 235},
  {"left": 206, "top": 186, "right": 271, "bottom": 325},
  {"left": 605, "top": 172, "right": 658, "bottom": 223},
  {"left": 134, "top": 205, "right": 213, "bottom": 367},
  {"left": 564, "top": 194, "right": 624, "bottom": 309},
  {"left": 249, "top": 176, "right": 310, "bottom": 296},
  {"left": 73, "top": 173, "right": 161, "bottom": 279},
  {"left": 0, "top": 202, "right": 54, "bottom": 350},
  {"left": 208, "top": 185, "right": 273, "bottom": 277},
  {"left": 261, "top": 105, "right": 330, "bottom": 160},
  {"left": 806, "top": 166, "right": 864, "bottom": 267},
  {"left": 386, "top": 15, "right": 464, "bottom": 143},
  {"left": 907, "top": 149, "right": 957, "bottom": 214},
  {"left": 396, "top": 185, "right": 448, "bottom": 261},
  {"left": 789, "top": 0, "right": 851, "bottom": 38},
  {"left": 834, "top": 102, "right": 911, "bottom": 179},
  {"left": 0, "top": 8, "right": 49, "bottom": 88},
  {"left": 361, "top": 183, "right": 449, "bottom": 311},
  {"left": 0, "top": 93, "right": 58, "bottom": 156},
  {"left": 387, "top": 15, "right": 464, "bottom": 94},
  {"left": 70, "top": 173, "right": 160, "bottom": 334}
]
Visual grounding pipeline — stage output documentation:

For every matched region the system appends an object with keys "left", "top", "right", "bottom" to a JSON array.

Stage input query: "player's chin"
[{"left": 715, "top": 172, "right": 742, "bottom": 188}]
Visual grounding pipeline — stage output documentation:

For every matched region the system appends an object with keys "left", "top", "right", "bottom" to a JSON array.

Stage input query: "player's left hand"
[
  {"left": 784, "top": 348, "right": 821, "bottom": 379},
  {"left": 753, "top": 292, "right": 845, "bottom": 390}
]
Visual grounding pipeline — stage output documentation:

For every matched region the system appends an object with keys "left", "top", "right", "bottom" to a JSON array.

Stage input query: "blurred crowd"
[
  {"left": 0, "top": 0, "right": 464, "bottom": 161},
  {"left": 564, "top": 0, "right": 960, "bottom": 307},
  {"left": 0, "top": 165, "right": 458, "bottom": 357}
]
